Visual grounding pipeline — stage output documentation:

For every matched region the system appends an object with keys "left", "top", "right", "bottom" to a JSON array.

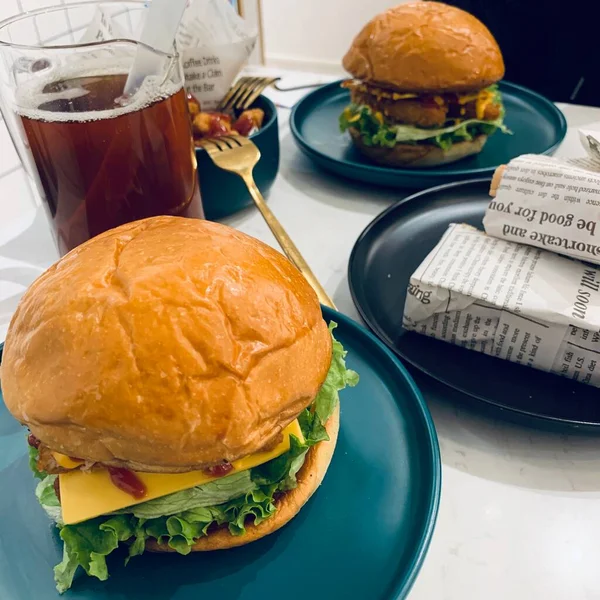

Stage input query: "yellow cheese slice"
[
  {"left": 389, "top": 92, "right": 418, "bottom": 100},
  {"left": 476, "top": 95, "right": 493, "bottom": 120},
  {"left": 59, "top": 419, "right": 303, "bottom": 525},
  {"left": 52, "top": 453, "right": 84, "bottom": 470},
  {"left": 457, "top": 92, "right": 481, "bottom": 105}
]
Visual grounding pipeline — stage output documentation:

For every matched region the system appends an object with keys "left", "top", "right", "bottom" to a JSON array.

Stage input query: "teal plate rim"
[
  {"left": 290, "top": 79, "right": 567, "bottom": 183},
  {"left": 323, "top": 306, "right": 442, "bottom": 598},
  {"left": 0, "top": 307, "right": 441, "bottom": 599}
]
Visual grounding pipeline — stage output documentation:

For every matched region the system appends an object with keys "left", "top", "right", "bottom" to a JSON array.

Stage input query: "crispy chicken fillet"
[
  {"left": 34, "top": 432, "right": 285, "bottom": 477},
  {"left": 37, "top": 443, "right": 70, "bottom": 474},
  {"left": 349, "top": 87, "right": 448, "bottom": 127},
  {"left": 348, "top": 84, "right": 501, "bottom": 127}
]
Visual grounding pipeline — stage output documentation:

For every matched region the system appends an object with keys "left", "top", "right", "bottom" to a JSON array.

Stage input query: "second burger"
[{"left": 339, "top": 2, "right": 510, "bottom": 168}]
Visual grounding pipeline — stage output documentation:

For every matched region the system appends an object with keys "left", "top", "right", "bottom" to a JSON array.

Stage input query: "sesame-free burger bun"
[
  {"left": 1, "top": 216, "right": 332, "bottom": 472},
  {"left": 147, "top": 403, "right": 339, "bottom": 551},
  {"left": 342, "top": 2, "right": 504, "bottom": 93}
]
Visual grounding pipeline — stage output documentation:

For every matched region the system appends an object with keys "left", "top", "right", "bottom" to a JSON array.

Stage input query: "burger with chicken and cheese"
[
  {"left": 339, "top": 1, "right": 510, "bottom": 168},
  {"left": 1, "top": 216, "right": 358, "bottom": 593}
]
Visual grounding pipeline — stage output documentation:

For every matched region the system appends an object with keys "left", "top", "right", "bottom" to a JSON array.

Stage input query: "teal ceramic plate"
[
  {"left": 0, "top": 307, "right": 440, "bottom": 600},
  {"left": 290, "top": 80, "right": 567, "bottom": 189}
]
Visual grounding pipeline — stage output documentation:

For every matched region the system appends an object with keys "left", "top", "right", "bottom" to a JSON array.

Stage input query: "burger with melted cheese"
[
  {"left": 1, "top": 216, "right": 358, "bottom": 592},
  {"left": 339, "top": 1, "right": 510, "bottom": 168}
]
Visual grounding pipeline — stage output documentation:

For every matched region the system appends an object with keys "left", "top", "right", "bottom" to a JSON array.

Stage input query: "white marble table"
[{"left": 2, "top": 72, "right": 600, "bottom": 599}]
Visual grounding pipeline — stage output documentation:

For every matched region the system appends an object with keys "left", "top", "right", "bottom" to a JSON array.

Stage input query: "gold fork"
[
  {"left": 199, "top": 135, "right": 336, "bottom": 309},
  {"left": 217, "top": 76, "right": 326, "bottom": 111},
  {"left": 217, "top": 76, "right": 280, "bottom": 111}
]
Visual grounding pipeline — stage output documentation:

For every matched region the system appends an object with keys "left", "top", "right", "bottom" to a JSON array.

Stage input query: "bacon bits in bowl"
[{"left": 188, "top": 94, "right": 280, "bottom": 221}]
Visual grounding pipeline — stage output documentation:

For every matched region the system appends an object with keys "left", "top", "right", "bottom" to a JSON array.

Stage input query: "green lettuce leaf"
[
  {"left": 125, "top": 519, "right": 147, "bottom": 565},
  {"left": 28, "top": 444, "right": 44, "bottom": 480},
  {"left": 52, "top": 488, "right": 279, "bottom": 590},
  {"left": 251, "top": 434, "right": 309, "bottom": 487},
  {"left": 276, "top": 446, "right": 309, "bottom": 492},
  {"left": 116, "top": 470, "right": 257, "bottom": 519},
  {"left": 36, "top": 475, "right": 63, "bottom": 524},
  {"left": 36, "top": 475, "right": 60, "bottom": 507},
  {"left": 35, "top": 322, "right": 359, "bottom": 593},
  {"left": 297, "top": 322, "right": 359, "bottom": 445},
  {"left": 340, "top": 89, "right": 511, "bottom": 150},
  {"left": 220, "top": 487, "right": 278, "bottom": 535},
  {"left": 55, "top": 516, "right": 135, "bottom": 592},
  {"left": 54, "top": 546, "right": 80, "bottom": 595},
  {"left": 254, "top": 322, "right": 358, "bottom": 489},
  {"left": 393, "top": 115, "right": 509, "bottom": 143},
  {"left": 316, "top": 322, "right": 360, "bottom": 423}
]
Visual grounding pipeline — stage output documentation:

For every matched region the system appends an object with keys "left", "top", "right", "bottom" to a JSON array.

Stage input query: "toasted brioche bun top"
[
  {"left": 1, "top": 216, "right": 332, "bottom": 472},
  {"left": 342, "top": 2, "right": 504, "bottom": 93}
]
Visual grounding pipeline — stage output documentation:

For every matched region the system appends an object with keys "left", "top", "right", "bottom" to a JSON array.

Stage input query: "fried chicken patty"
[
  {"left": 33, "top": 432, "right": 285, "bottom": 477},
  {"left": 346, "top": 81, "right": 501, "bottom": 127},
  {"left": 349, "top": 87, "right": 447, "bottom": 127},
  {"left": 37, "top": 443, "right": 70, "bottom": 474}
]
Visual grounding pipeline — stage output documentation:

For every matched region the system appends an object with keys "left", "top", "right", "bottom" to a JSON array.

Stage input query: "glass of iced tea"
[{"left": 0, "top": 2, "right": 203, "bottom": 256}]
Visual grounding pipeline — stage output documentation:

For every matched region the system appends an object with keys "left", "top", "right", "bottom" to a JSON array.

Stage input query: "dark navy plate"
[
  {"left": 0, "top": 307, "right": 440, "bottom": 599},
  {"left": 291, "top": 80, "right": 566, "bottom": 189},
  {"left": 348, "top": 179, "right": 600, "bottom": 431}
]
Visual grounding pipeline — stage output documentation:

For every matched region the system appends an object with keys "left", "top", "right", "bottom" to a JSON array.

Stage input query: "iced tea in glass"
[{"left": 0, "top": 2, "right": 203, "bottom": 256}]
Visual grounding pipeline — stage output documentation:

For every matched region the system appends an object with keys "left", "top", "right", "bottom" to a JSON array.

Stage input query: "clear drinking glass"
[{"left": 0, "top": 1, "right": 203, "bottom": 256}]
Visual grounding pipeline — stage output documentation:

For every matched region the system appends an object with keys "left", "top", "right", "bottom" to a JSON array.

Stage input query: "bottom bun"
[
  {"left": 146, "top": 404, "right": 340, "bottom": 552},
  {"left": 350, "top": 129, "right": 488, "bottom": 168}
]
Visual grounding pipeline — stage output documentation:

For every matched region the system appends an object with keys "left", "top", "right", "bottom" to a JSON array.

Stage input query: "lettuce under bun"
[
  {"left": 339, "top": 96, "right": 510, "bottom": 168},
  {"left": 149, "top": 403, "right": 339, "bottom": 552}
]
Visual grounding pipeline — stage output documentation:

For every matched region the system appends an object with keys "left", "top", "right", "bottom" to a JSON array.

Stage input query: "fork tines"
[
  {"left": 217, "top": 76, "right": 280, "bottom": 111},
  {"left": 199, "top": 135, "right": 247, "bottom": 154}
]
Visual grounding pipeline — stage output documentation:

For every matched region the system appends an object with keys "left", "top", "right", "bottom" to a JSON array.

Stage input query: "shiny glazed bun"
[
  {"left": 350, "top": 130, "right": 488, "bottom": 168},
  {"left": 147, "top": 403, "right": 339, "bottom": 551},
  {"left": 342, "top": 2, "right": 505, "bottom": 92},
  {"left": 1, "top": 216, "right": 332, "bottom": 472}
]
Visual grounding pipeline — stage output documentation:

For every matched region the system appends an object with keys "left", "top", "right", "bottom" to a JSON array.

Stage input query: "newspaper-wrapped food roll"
[
  {"left": 484, "top": 154, "right": 600, "bottom": 265},
  {"left": 404, "top": 223, "right": 600, "bottom": 387}
]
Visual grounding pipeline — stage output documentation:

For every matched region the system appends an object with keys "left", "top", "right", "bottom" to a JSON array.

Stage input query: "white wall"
[
  {"left": 260, "top": 0, "right": 409, "bottom": 73},
  {"left": 238, "top": 0, "right": 263, "bottom": 64}
]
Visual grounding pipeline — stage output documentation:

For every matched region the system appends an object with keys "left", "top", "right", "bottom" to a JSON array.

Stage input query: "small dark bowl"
[{"left": 195, "top": 95, "right": 280, "bottom": 221}]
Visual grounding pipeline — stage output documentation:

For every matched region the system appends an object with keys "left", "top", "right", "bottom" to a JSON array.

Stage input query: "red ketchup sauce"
[
  {"left": 208, "top": 113, "right": 231, "bottom": 137},
  {"left": 107, "top": 467, "right": 147, "bottom": 499},
  {"left": 233, "top": 114, "right": 254, "bottom": 136},
  {"left": 27, "top": 434, "right": 41, "bottom": 449},
  {"left": 205, "top": 462, "right": 234, "bottom": 477},
  {"left": 53, "top": 477, "right": 61, "bottom": 502}
]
